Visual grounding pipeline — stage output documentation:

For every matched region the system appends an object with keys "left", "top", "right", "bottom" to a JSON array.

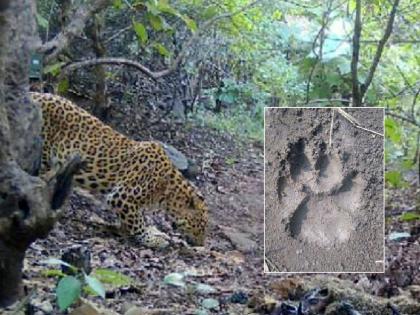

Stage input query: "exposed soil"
[
  {"left": 265, "top": 108, "right": 384, "bottom": 272},
  {"left": 18, "top": 100, "right": 420, "bottom": 315}
]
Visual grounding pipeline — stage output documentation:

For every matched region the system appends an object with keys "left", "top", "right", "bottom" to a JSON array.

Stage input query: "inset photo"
[{"left": 264, "top": 107, "right": 384, "bottom": 273}]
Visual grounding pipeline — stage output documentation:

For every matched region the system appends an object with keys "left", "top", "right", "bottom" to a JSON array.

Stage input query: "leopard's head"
[{"left": 175, "top": 193, "right": 208, "bottom": 246}]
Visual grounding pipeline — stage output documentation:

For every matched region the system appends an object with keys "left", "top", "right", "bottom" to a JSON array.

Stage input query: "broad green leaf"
[
  {"left": 148, "top": 13, "right": 163, "bottom": 31},
  {"left": 388, "top": 232, "right": 410, "bottom": 240},
  {"left": 163, "top": 272, "right": 185, "bottom": 287},
  {"left": 133, "top": 21, "right": 148, "bottom": 44},
  {"left": 201, "top": 298, "right": 219, "bottom": 310},
  {"left": 145, "top": 1, "right": 160, "bottom": 15},
  {"left": 36, "top": 14, "right": 49, "bottom": 29},
  {"left": 153, "top": 43, "right": 171, "bottom": 57},
  {"left": 43, "top": 62, "right": 66, "bottom": 76},
  {"left": 84, "top": 274, "right": 106, "bottom": 298},
  {"left": 400, "top": 212, "right": 420, "bottom": 222},
  {"left": 56, "top": 276, "right": 81, "bottom": 311},
  {"left": 194, "top": 283, "right": 216, "bottom": 295},
  {"left": 92, "top": 269, "right": 132, "bottom": 287}
]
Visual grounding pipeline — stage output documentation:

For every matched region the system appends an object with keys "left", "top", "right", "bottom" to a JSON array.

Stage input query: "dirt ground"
[
  {"left": 265, "top": 108, "right": 384, "bottom": 272},
  {"left": 20, "top": 102, "right": 420, "bottom": 315}
]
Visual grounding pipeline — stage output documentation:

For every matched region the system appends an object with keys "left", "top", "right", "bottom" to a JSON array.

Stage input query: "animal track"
[{"left": 278, "top": 140, "right": 364, "bottom": 248}]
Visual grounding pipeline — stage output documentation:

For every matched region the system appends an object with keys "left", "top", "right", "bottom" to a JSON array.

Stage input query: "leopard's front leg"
[{"left": 106, "top": 185, "right": 169, "bottom": 249}]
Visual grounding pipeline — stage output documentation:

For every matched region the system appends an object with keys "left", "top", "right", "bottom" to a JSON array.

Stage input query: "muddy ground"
[{"left": 265, "top": 108, "right": 384, "bottom": 272}]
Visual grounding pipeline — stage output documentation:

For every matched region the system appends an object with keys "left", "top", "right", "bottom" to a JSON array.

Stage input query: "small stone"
[{"left": 230, "top": 291, "right": 248, "bottom": 304}]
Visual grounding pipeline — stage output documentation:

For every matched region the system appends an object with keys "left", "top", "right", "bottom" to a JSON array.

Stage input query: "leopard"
[{"left": 30, "top": 92, "right": 208, "bottom": 247}]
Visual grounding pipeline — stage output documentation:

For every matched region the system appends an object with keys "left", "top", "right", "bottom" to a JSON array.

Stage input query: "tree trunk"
[
  {"left": 87, "top": 14, "right": 110, "bottom": 121},
  {"left": 0, "top": 0, "right": 82, "bottom": 308}
]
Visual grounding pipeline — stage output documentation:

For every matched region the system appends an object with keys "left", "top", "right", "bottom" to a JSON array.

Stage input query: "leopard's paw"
[{"left": 139, "top": 226, "right": 170, "bottom": 249}]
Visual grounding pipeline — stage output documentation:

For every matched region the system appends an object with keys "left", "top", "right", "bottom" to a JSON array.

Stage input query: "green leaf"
[
  {"left": 57, "top": 78, "right": 69, "bottom": 94},
  {"left": 201, "top": 298, "right": 219, "bottom": 310},
  {"left": 56, "top": 276, "right": 82, "bottom": 311},
  {"left": 133, "top": 21, "right": 148, "bottom": 44},
  {"left": 195, "top": 309, "right": 208, "bottom": 315},
  {"left": 385, "top": 171, "right": 402, "bottom": 187},
  {"left": 400, "top": 212, "right": 420, "bottom": 222},
  {"left": 194, "top": 283, "right": 216, "bottom": 295},
  {"left": 385, "top": 117, "right": 401, "bottom": 143},
  {"left": 180, "top": 14, "right": 197, "bottom": 32},
  {"left": 203, "top": 5, "right": 218, "bottom": 19},
  {"left": 155, "top": 1, "right": 197, "bottom": 32},
  {"left": 84, "top": 274, "right": 106, "bottom": 298},
  {"left": 36, "top": 14, "right": 49, "bottom": 29},
  {"left": 147, "top": 13, "right": 163, "bottom": 31},
  {"left": 93, "top": 269, "right": 133, "bottom": 287},
  {"left": 113, "top": 0, "right": 123, "bottom": 9},
  {"left": 163, "top": 272, "right": 185, "bottom": 287},
  {"left": 41, "top": 269, "right": 65, "bottom": 278},
  {"left": 43, "top": 62, "right": 66, "bottom": 76},
  {"left": 153, "top": 42, "right": 171, "bottom": 57}
]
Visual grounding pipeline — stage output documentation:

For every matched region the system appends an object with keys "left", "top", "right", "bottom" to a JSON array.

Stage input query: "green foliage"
[
  {"left": 194, "top": 105, "right": 263, "bottom": 142},
  {"left": 385, "top": 171, "right": 408, "bottom": 188},
  {"left": 84, "top": 273, "right": 106, "bottom": 298},
  {"left": 92, "top": 268, "right": 133, "bottom": 287},
  {"left": 56, "top": 276, "right": 81, "bottom": 311},
  {"left": 163, "top": 272, "right": 186, "bottom": 287},
  {"left": 41, "top": 269, "right": 66, "bottom": 278},
  {"left": 41, "top": 258, "right": 111, "bottom": 311},
  {"left": 43, "top": 62, "right": 65, "bottom": 77},
  {"left": 133, "top": 20, "right": 148, "bottom": 44},
  {"left": 385, "top": 118, "right": 402, "bottom": 143},
  {"left": 400, "top": 212, "right": 420, "bottom": 222},
  {"left": 36, "top": 13, "right": 49, "bottom": 29}
]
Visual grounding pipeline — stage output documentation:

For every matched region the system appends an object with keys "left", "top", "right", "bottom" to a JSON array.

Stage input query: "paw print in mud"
[{"left": 278, "top": 139, "right": 364, "bottom": 249}]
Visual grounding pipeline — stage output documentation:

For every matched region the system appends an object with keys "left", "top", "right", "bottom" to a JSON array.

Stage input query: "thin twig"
[
  {"left": 361, "top": 0, "right": 400, "bottom": 99},
  {"left": 265, "top": 256, "right": 280, "bottom": 272},
  {"left": 329, "top": 109, "right": 334, "bottom": 147},
  {"left": 336, "top": 108, "right": 384, "bottom": 137},
  {"left": 351, "top": 0, "right": 362, "bottom": 106}
]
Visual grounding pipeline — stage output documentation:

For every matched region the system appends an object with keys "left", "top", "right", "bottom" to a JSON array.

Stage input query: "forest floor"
[{"left": 23, "top": 102, "right": 420, "bottom": 315}]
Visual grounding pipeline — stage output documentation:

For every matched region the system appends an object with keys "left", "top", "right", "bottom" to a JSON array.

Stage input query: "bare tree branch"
[
  {"left": 38, "top": 0, "right": 112, "bottom": 62},
  {"left": 351, "top": 0, "right": 362, "bottom": 106},
  {"left": 361, "top": 0, "right": 400, "bottom": 98}
]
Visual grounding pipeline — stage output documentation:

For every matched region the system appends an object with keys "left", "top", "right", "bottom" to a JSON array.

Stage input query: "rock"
[
  {"left": 159, "top": 142, "right": 189, "bottom": 171},
  {"left": 70, "top": 298, "right": 118, "bottom": 315},
  {"left": 230, "top": 291, "right": 248, "bottom": 304},
  {"left": 221, "top": 227, "right": 258, "bottom": 253}
]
